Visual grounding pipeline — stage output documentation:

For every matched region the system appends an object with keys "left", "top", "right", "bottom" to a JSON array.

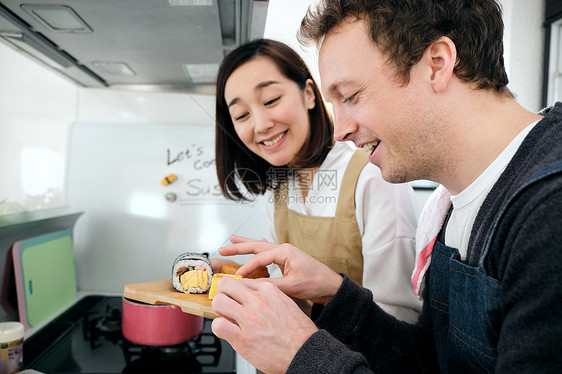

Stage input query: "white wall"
[
  {"left": 76, "top": 88, "right": 215, "bottom": 126},
  {"left": 501, "top": 0, "right": 546, "bottom": 111},
  {"left": 0, "top": 43, "right": 77, "bottom": 213},
  {"left": 263, "top": 0, "right": 320, "bottom": 84}
]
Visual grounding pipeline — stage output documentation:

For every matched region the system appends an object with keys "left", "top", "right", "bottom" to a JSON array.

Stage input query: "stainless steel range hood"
[{"left": 0, "top": 0, "right": 268, "bottom": 94}]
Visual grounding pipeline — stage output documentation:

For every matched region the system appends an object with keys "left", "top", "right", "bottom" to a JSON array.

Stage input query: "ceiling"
[{"left": 0, "top": 0, "right": 269, "bottom": 94}]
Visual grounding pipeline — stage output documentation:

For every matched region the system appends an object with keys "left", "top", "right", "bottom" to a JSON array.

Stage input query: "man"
[{"left": 211, "top": 0, "right": 562, "bottom": 373}]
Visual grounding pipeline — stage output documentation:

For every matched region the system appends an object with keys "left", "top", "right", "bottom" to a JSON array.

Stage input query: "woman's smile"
[{"left": 260, "top": 130, "right": 288, "bottom": 150}]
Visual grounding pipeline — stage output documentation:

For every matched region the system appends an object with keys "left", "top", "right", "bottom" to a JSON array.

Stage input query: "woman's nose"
[{"left": 253, "top": 112, "right": 274, "bottom": 134}]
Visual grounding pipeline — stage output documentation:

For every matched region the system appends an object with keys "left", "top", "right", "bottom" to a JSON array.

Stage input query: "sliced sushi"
[
  {"left": 208, "top": 273, "right": 243, "bottom": 299},
  {"left": 171, "top": 252, "right": 213, "bottom": 293}
]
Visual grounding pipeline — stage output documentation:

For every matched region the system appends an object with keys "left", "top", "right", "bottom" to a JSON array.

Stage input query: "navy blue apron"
[
  {"left": 426, "top": 158, "right": 562, "bottom": 373},
  {"left": 428, "top": 240, "right": 502, "bottom": 373}
]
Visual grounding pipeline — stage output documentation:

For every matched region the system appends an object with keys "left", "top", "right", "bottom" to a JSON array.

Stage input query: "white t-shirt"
[
  {"left": 265, "top": 141, "right": 422, "bottom": 322},
  {"left": 445, "top": 121, "right": 539, "bottom": 260}
]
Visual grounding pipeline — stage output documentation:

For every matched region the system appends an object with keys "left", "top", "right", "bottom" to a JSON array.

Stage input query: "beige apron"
[{"left": 274, "top": 150, "right": 368, "bottom": 285}]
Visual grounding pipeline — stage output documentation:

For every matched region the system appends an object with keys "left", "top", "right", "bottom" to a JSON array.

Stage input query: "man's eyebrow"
[
  {"left": 227, "top": 80, "right": 280, "bottom": 108},
  {"left": 327, "top": 82, "right": 339, "bottom": 95},
  {"left": 324, "top": 80, "right": 344, "bottom": 99}
]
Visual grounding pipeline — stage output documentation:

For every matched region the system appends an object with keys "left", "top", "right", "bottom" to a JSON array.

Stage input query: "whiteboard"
[{"left": 65, "top": 122, "right": 267, "bottom": 293}]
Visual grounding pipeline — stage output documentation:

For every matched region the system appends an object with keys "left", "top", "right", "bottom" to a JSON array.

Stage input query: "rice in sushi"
[{"left": 171, "top": 252, "right": 213, "bottom": 293}]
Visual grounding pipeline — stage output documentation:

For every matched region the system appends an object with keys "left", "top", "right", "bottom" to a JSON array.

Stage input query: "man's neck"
[{"left": 437, "top": 93, "right": 542, "bottom": 195}]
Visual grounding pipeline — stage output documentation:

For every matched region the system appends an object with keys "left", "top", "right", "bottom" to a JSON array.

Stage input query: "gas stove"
[{"left": 22, "top": 295, "right": 236, "bottom": 373}]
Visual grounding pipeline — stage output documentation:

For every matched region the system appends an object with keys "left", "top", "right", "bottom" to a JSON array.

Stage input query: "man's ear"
[
  {"left": 425, "top": 36, "right": 456, "bottom": 93},
  {"left": 304, "top": 78, "right": 316, "bottom": 109}
]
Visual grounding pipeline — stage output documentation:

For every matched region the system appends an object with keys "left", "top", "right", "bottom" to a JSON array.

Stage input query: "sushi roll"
[{"left": 171, "top": 252, "right": 213, "bottom": 293}]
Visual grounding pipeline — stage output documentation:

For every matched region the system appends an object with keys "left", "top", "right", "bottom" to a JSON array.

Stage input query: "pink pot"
[{"left": 122, "top": 297, "right": 204, "bottom": 346}]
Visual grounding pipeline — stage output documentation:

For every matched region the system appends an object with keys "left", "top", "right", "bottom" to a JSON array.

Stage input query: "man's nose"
[{"left": 333, "top": 112, "right": 358, "bottom": 142}]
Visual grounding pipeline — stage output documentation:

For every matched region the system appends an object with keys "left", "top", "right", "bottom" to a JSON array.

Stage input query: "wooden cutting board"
[{"left": 123, "top": 279, "right": 216, "bottom": 319}]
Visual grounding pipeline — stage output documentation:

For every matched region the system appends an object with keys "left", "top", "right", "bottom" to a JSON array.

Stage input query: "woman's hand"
[
  {"left": 209, "top": 257, "right": 238, "bottom": 274},
  {"left": 221, "top": 235, "right": 343, "bottom": 306}
]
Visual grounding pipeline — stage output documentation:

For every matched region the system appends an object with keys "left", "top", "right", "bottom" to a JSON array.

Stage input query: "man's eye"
[{"left": 343, "top": 93, "right": 357, "bottom": 104}]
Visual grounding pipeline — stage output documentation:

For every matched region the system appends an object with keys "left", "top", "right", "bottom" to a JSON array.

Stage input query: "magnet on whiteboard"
[
  {"left": 165, "top": 193, "right": 177, "bottom": 202},
  {"left": 161, "top": 174, "right": 177, "bottom": 185}
]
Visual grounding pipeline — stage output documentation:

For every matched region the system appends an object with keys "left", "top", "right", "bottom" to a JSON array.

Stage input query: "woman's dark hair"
[{"left": 215, "top": 38, "right": 333, "bottom": 202}]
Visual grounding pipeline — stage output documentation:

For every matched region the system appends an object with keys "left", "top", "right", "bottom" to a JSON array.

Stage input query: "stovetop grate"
[{"left": 22, "top": 295, "right": 236, "bottom": 374}]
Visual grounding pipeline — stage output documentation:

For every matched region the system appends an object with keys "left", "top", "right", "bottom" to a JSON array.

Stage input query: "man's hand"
[{"left": 211, "top": 276, "right": 318, "bottom": 373}]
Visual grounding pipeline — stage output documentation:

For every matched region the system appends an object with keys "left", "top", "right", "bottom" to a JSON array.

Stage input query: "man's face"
[{"left": 319, "top": 18, "right": 443, "bottom": 183}]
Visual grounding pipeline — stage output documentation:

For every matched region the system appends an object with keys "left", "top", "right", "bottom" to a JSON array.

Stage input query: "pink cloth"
[{"left": 411, "top": 185, "right": 452, "bottom": 298}]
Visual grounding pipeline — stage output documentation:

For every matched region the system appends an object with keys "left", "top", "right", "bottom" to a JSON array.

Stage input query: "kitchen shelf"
[{"left": 0, "top": 206, "right": 82, "bottom": 229}]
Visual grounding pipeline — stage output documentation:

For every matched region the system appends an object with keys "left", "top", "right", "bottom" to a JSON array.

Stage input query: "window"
[{"left": 543, "top": 0, "right": 562, "bottom": 106}]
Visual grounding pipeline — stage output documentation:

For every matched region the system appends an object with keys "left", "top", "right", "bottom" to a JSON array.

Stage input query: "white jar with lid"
[{"left": 0, "top": 322, "right": 24, "bottom": 374}]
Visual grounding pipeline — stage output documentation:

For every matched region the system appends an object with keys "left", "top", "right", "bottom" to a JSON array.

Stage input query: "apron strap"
[{"left": 335, "top": 149, "right": 369, "bottom": 219}]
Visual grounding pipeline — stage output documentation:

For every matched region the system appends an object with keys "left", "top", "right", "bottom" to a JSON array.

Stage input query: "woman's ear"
[
  {"left": 304, "top": 79, "right": 316, "bottom": 109},
  {"left": 425, "top": 36, "right": 456, "bottom": 93}
]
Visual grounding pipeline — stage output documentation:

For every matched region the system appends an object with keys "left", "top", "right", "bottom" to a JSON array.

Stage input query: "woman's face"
[{"left": 223, "top": 56, "right": 315, "bottom": 166}]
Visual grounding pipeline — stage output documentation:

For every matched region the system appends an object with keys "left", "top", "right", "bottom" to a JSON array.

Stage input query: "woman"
[{"left": 214, "top": 39, "right": 421, "bottom": 322}]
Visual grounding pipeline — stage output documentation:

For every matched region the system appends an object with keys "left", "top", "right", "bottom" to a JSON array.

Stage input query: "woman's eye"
[
  {"left": 264, "top": 97, "right": 280, "bottom": 106},
  {"left": 234, "top": 113, "right": 248, "bottom": 121}
]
